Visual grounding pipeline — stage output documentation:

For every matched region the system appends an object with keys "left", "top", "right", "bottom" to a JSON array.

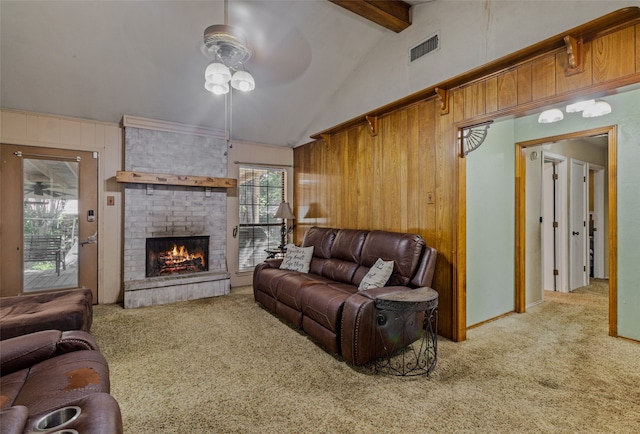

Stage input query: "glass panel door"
[{"left": 23, "top": 157, "right": 79, "bottom": 291}]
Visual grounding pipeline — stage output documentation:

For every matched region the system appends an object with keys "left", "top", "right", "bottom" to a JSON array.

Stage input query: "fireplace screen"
[{"left": 146, "top": 236, "right": 209, "bottom": 277}]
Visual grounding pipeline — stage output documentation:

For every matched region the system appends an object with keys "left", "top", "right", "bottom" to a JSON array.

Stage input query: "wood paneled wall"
[{"left": 293, "top": 10, "right": 640, "bottom": 341}]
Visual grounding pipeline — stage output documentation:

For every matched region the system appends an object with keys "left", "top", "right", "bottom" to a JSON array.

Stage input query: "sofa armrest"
[
  {"left": 0, "top": 406, "right": 28, "bottom": 434},
  {"left": 0, "top": 330, "right": 99, "bottom": 375},
  {"left": 341, "top": 286, "right": 416, "bottom": 366}
]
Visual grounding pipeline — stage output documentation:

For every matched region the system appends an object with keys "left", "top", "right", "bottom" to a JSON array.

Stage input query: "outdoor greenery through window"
[{"left": 238, "top": 166, "right": 286, "bottom": 271}]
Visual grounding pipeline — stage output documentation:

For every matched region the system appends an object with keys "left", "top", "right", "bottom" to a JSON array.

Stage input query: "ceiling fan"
[
  {"left": 202, "top": 0, "right": 255, "bottom": 95},
  {"left": 24, "top": 181, "right": 70, "bottom": 198},
  {"left": 200, "top": 0, "right": 311, "bottom": 91}
]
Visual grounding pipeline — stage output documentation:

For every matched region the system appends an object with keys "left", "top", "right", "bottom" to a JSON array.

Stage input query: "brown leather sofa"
[
  {"left": 0, "top": 329, "right": 123, "bottom": 434},
  {"left": 0, "top": 288, "right": 93, "bottom": 340},
  {"left": 253, "top": 227, "right": 437, "bottom": 366}
]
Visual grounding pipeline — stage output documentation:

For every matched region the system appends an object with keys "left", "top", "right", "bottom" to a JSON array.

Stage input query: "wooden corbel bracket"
[
  {"left": 365, "top": 115, "right": 378, "bottom": 136},
  {"left": 320, "top": 133, "right": 331, "bottom": 147},
  {"left": 563, "top": 35, "right": 584, "bottom": 76},
  {"left": 435, "top": 88, "right": 449, "bottom": 115}
]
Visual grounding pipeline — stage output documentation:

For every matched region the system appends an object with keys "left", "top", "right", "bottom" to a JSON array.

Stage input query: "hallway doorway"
[{"left": 515, "top": 126, "right": 617, "bottom": 336}]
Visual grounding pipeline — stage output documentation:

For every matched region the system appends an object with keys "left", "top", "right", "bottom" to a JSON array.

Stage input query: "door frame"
[
  {"left": 541, "top": 152, "right": 568, "bottom": 293},
  {"left": 515, "top": 125, "right": 617, "bottom": 336},
  {"left": 0, "top": 144, "right": 99, "bottom": 301}
]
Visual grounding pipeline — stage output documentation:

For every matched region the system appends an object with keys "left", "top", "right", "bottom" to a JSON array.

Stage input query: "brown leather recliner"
[
  {"left": 0, "top": 330, "right": 123, "bottom": 434},
  {"left": 253, "top": 227, "right": 437, "bottom": 366}
]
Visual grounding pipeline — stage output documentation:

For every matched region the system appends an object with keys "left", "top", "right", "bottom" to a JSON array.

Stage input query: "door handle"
[
  {"left": 572, "top": 231, "right": 580, "bottom": 236},
  {"left": 80, "top": 232, "right": 98, "bottom": 247},
  {"left": 232, "top": 226, "right": 238, "bottom": 238}
]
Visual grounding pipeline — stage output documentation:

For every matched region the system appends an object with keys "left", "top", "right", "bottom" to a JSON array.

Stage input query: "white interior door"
[
  {"left": 569, "top": 159, "right": 588, "bottom": 291},
  {"left": 543, "top": 161, "right": 556, "bottom": 291},
  {"left": 591, "top": 165, "right": 606, "bottom": 279}
]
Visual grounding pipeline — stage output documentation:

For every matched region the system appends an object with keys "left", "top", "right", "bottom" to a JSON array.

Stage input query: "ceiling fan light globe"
[
  {"left": 209, "top": 82, "right": 230, "bottom": 95},
  {"left": 231, "top": 71, "right": 255, "bottom": 91},
  {"left": 205, "top": 62, "right": 231, "bottom": 85},
  {"left": 538, "top": 108, "right": 564, "bottom": 124},
  {"left": 582, "top": 100, "right": 611, "bottom": 118}
]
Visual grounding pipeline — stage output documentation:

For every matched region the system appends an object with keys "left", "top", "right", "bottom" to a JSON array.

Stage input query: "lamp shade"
[
  {"left": 205, "top": 62, "right": 232, "bottom": 85},
  {"left": 274, "top": 202, "right": 295, "bottom": 220}
]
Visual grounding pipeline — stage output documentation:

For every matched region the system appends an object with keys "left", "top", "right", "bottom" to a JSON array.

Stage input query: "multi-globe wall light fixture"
[{"left": 538, "top": 99, "right": 611, "bottom": 123}]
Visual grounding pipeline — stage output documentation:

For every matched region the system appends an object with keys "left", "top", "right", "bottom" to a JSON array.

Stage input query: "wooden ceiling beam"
[{"left": 329, "top": 0, "right": 412, "bottom": 33}]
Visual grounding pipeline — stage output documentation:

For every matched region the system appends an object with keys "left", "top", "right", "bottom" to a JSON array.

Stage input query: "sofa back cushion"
[
  {"left": 358, "top": 231, "right": 425, "bottom": 286},
  {"left": 302, "top": 227, "right": 338, "bottom": 258},
  {"left": 330, "top": 229, "right": 368, "bottom": 263},
  {"left": 316, "top": 229, "right": 366, "bottom": 284},
  {"left": 302, "top": 227, "right": 338, "bottom": 276}
]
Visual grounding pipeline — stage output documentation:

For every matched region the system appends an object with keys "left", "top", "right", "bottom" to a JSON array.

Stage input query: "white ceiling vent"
[{"left": 410, "top": 32, "right": 440, "bottom": 63}]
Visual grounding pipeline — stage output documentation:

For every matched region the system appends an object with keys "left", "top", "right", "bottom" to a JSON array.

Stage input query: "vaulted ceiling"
[{"left": 0, "top": 1, "right": 429, "bottom": 147}]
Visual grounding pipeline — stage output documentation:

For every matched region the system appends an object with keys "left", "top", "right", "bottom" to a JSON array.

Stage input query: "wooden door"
[{"left": 1, "top": 144, "right": 98, "bottom": 301}]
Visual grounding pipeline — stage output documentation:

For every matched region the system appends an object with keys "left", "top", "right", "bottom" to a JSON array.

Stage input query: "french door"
[{"left": 0, "top": 144, "right": 98, "bottom": 301}]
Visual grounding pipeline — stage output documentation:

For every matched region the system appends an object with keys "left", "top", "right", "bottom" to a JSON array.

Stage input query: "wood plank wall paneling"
[
  {"left": 293, "top": 18, "right": 640, "bottom": 341},
  {"left": 592, "top": 26, "right": 636, "bottom": 83},
  {"left": 637, "top": 24, "right": 640, "bottom": 72},
  {"left": 531, "top": 56, "right": 556, "bottom": 100}
]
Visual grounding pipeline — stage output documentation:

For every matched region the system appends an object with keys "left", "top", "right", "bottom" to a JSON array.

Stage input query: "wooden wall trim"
[{"left": 310, "top": 7, "right": 640, "bottom": 139}]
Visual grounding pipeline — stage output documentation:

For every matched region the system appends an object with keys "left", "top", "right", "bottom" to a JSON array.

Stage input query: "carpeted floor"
[{"left": 92, "top": 281, "right": 640, "bottom": 433}]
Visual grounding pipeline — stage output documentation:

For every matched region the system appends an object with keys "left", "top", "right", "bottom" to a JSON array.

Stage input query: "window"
[{"left": 238, "top": 166, "right": 286, "bottom": 271}]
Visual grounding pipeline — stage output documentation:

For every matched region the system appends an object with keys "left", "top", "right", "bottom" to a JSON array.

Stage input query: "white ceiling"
[{"left": 0, "top": 1, "right": 431, "bottom": 147}]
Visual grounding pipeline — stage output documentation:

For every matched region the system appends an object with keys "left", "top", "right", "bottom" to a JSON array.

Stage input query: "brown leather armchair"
[{"left": 0, "top": 330, "right": 123, "bottom": 434}]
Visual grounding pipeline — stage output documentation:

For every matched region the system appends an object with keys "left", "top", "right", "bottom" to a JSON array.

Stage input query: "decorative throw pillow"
[
  {"left": 279, "top": 245, "right": 314, "bottom": 273},
  {"left": 358, "top": 258, "right": 394, "bottom": 291}
]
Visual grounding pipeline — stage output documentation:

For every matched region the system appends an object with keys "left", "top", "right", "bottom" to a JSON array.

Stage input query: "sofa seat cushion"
[
  {"left": 254, "top": 267, "right": 296, "bottom": 298},
  {"left": 275, "top": 273, "right": 334, "bottom": 310},
  {"left": 299, "top": 283, "right": 355, "bottom": 333},
  {"left": 14, "top": 350, "right": 110, "bottom": 416}
]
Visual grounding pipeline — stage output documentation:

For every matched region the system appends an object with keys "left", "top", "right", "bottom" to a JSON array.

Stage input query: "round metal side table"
[{"left": 374, "top": 287, "right": 438, "bottom": 376}]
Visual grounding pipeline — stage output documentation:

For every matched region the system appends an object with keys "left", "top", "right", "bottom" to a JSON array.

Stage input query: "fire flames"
[{"left": 158, "top": 244, "right": 205, "bottom": 274}]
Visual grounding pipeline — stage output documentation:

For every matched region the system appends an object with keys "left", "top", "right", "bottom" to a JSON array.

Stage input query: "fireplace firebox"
[{"left": 145, "top": 236, "right": 209, "bottom": 277}]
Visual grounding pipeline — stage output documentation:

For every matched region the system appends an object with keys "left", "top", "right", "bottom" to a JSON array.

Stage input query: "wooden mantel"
[{"left": 116, "top": 171, "right": 237, "bottom": 188}]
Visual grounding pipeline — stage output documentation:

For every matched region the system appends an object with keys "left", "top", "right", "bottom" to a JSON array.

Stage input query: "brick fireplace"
[{"left": 121, "top": 117, "right": 231, "bottom": 308}]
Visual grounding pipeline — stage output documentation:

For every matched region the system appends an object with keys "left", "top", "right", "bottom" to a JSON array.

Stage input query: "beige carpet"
[
  {"left": 92, "top": 282, "right": 640, "bottom": 433},
  {"left": 544, "top": 278, "right": 609, "bottom": 308}
]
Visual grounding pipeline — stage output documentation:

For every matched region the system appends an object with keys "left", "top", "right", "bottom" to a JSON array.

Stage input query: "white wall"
[{"left": 301, "top": 0, "right": 637, "bottom": 143}]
